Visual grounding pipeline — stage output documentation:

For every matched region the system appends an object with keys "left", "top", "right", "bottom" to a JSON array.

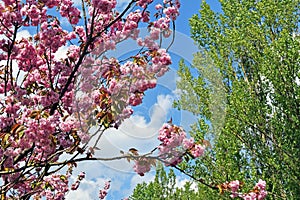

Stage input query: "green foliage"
[
  {"left": 131, "top": 0, "right": 300, "bottom": 199},
  {"left": 130, "top": 164, "right": 206, "bottom": 200},
  {"left": 182, "top": 0, "right": 299, "bottom": 199}
]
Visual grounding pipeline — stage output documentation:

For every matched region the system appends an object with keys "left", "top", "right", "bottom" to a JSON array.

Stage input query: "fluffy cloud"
[
  {"left": 66, "top": 93, "right": 174, "bottom": 199},
  {"left": 54, "top": 45, "right": 69, "bottom": 60},
  {"left": 0, "top": 29, "right": 31, "bottom": 40},
  {"left": 16, "top": 30, "right": 31, "bottom": 40},
  {"left": 88, "top": 94, "right": 173, "bottom": 173},
  {"left": 174, "top": 177, "right": 198, "bottom": 191}
]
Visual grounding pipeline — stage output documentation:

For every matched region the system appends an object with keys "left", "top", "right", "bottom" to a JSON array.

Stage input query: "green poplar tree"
[
  {"left": 130, "top": 164, "right": 204, "bottom": 200},
  {"left": 131, "top": 1, "right": 300, "bottom": 199}
]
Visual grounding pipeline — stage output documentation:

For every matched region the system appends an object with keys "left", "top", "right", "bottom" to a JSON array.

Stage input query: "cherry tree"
[
  {"left": 0, "top": 0, "right": 194, "bottom": 198},
  {"left": 0, "top": 0, "right": 267, "bottom": 199}
]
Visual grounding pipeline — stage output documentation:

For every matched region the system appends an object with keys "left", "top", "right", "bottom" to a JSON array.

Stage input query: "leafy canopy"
[{"left": 132, "top": 0, "right": 300, "bottom": 199}]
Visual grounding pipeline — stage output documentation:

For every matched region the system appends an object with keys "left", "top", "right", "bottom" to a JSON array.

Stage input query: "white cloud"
[
  {"left": 66, "top": 161, "right": 133, "bottom": 199},
  {"left": 65, "top": 94, "right": 174, "bottom": 198},
  {"left": 67, "top": 188, "right": 93, "bottom": 199},
  {"left": 85, "top": 94, "right": 173, "bottom": 175},
  {"left": 54, "top": 45, "right": 69, "bottom": 60},
  {"left": 174, "top": 177, "right": 198, "bottom": 191},
  {"left": 17, "top": 30, "right": 31, "bottom": 40},
  {"left": 0, "top": 29, "right": 31, "bottom": 41},
  {"left": 157, "top": 68, "right": 178, "bottom": 92},
  {"left": 94, "top": 93, "right": 173, "bottom": 147},
  {"left": 70, "top": 178, "right": 107, "bottom": 199},
  {"left": 69, "top": 91, "right": 198, "bottom": 198},
  {"left": 156, "top": 94, "right": 173, "bottom": 112},
  {"left": 65, "top": 160, "right": 156, "bottom": 200}
]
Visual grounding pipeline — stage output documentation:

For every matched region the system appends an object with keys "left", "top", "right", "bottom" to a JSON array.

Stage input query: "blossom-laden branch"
[
  {"left": 0, "top": 0, "right": 181, "bottom": 198},
  {"left": 219, "top": 179, "right": 268, "bottom": 200}
]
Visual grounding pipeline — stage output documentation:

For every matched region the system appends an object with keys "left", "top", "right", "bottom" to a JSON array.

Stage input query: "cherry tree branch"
[{"left": 50, "top": 0, "right": 137, "bottom": 115}]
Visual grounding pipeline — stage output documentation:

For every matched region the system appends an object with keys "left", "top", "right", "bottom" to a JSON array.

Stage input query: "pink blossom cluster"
[
  {"left": 23, "top": 4, "right": 41, "bottom": 26},
  {"left": 155, "top": 0, "right": 180, "bottom": 20},
  {"left": 39, "top": 174, "right": 69, "bottom": 200},
  {"left": 92, "top": 0, "right": 117, "bottom": 13},
  {"left": 131, "top": 123, "right": 205, "bottom": 176},
  {"left": 138, "top": 0, "right": 154, "bottom": 8},
  {"left": 229, "top": 180, "right": 241, "bottom": 198},
  {"left": 59, "top": 0, "right": 81, "bottom": 24},
  {"left": 240, "top": 179, "right": 267, "bottom": 200},
  {"left": 20, "top": 0, "right": 80, "bottom": 26},
  {"left": 163, "top": 4, "right": 180, "bottom": 20},
  {"left": 133, "top": 158, "right": 152, "bottom": 176},
  {"left": 38, "top": 20, "right": 75, "bottom": 53},
  {"left": 227, "top": 179, "right": 267, "bottom": 200},
  {"left": 76, "top": 49, "right": 172, "bottom": 128},
  {"left": 157, "top": 123, "right": 205, "bottom": 166},
  {"left": 99, "top": 180, "right": 111, "bottom": 199},
  {"left": 71, "top": 172, "right": 86, "bottom": 190},
  {"left": 70, "top": 0, "right": 180, "bottom": 128},
  {"left": 0, "top": 3, "right": 23, "bottom": 34}
]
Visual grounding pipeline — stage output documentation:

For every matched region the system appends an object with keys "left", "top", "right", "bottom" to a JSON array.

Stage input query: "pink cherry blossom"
[
  {"left": 257, "top": 190, "right": 268, "bottom": 200},
  {"left": 155, "top": 4, "right": 163, "bottom": 10},
  {"left": 190, "top": 144, "right": 205, "bottom": 158},
  {"left": 156, "top": 123, "right": 206, "bottom": 167},
  {"left": 256, "top": 179, "right": 266, "bottom": 190},
  {"left": 99, "top": 180, "right": 111, "bottom": 199},
  {"left": 99, "top": 189, "right": 108, "bottom": 199},
  {"left": 163, "top": 6, "right": 180, "bottom": 20},
  {"left": 225, "top": 179, "right": 267, "bottom": 200},
  {"left": 183, "top": 138, "right": 194, "bottom": 149},
  {"left": 229, "top": 180, "right": 240, "bottom": 198},
  {"left": 104, "top": 180, "right": 111, "bottom": 190},
  {"left": 0, "top": 0, "right": 184, "bottom": 198},
  {"left": 133, "top": 158, "right": 152, "bottom": 176},
  {"left": 242, "top": 192, "right": 257, "bottom": 200}
]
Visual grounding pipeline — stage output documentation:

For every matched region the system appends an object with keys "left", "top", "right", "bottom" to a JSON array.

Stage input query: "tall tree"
[
  {"left": 131, "top": 0, "right": 300, "bottom": 199},
  {"left": 130, "top": 164, "right": 204, "bottom": 200}
]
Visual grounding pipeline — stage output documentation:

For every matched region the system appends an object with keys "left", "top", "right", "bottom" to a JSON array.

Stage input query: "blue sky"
[{"left": 63, "top": 1, "right": 223, "bottom": 199}]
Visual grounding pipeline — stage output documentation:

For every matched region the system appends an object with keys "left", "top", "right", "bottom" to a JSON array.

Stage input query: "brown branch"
[
  {"left": 166, "top": 20, "right": 176, "bottom": 51},
  {"left": 50, "top": 0, "right": 137, "bottom": 115},
  {"left": 5, "top": 23, "right": 19, "bottom": 96},
  {"left": 172, "top": 165, "right": 219, "bottom": 190}
]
